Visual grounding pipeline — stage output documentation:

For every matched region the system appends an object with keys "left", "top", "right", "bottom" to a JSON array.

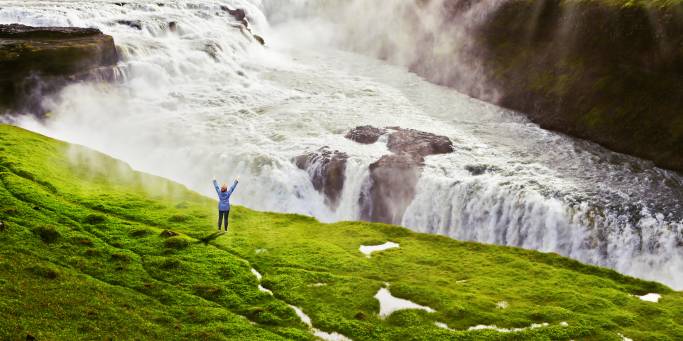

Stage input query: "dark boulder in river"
[
  {"left": 0, "top": 24, "right": 119, "bottom": 115},
  {"left": 360, "top": 154, "right": 423, "bottom": 224},
  {"left": 345, "top": 125, "right": 387, "bottom": 144},
  {"left": 294, "top": 148, "right": 349, "bottom": 210},
  {"left": 386, "top": 127, "right": 454, "bottom": 157},
  {"left": 351, "top": 126, "right": 454, "bottom": 224}
]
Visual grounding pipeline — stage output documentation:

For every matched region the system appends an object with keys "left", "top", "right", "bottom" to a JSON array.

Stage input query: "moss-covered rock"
[
  {"left": 388, "top": 0, "right": 683, "bottom": 172},
  {"left": 475, "top": 0, "right": 683, "bottom": 172},
  {"left": 0, "top": 24, "right": 118, "bottom": 114}
]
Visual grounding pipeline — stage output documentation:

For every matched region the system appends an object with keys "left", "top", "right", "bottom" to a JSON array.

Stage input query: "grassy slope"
[{"left": 0, "top": 124, "right": 681, "bottom": 340}]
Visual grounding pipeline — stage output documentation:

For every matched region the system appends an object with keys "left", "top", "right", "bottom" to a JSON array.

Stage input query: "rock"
[
  {"left": 221, "top": 6, "right": 247, "bottom": 21},
  {"left": 294, "top": 148, "right": 348, "bottom": 210},
  {"left": 386, "top": 127, "right": 454, "bottom": 157},
  {"left": 116, "top": 20, "right": 142, "bottom": 30},
  {"left": 26, "top": 333, "right": 36, "bottom": 341},
  {"left": 252, "top": 34, "right": 265, "bottom": 46},
  {"left": 345, "top": 125, "right": 387, "bottom": 144},
  {"left": 168, "top": 21, "right": 177, "bottom": 33},
  {"left": 465, "top": 164, "right": 500, "bottom": 176},
  {"left": 348, "top": 126, "right": 454, "bottom": 224},
  {"left": 474, "top": 0, "right": 683, "bottom": 172},
  {"left": 160, "top": 230, "right": 179, "bottom": 238},
  {"left": 0, "top": 24, "right": 119, "bottom": 114},
  {"left": 0, "top": 220, "right": 5, "bottom": 231},
  {"left": 360, "top": 154, "right": 423, "bottom": 224}
]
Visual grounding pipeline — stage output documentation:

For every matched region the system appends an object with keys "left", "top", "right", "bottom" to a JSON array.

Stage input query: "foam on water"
[{"left": 3, "top": 0, "right": 682, "bottom": 289}]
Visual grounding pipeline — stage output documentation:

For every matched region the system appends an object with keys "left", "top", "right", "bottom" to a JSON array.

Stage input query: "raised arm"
[
  {"left": 227, "top": 180, "right": 238, "bottom": 196},
  {"left": 212, "top": 179, "right": 221, "bottom": 195}
]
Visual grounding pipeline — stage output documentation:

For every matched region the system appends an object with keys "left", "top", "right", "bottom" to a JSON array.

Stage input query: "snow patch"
[
  {"left": 258, "top": 285, "right": 273, "bottom": 295},
  {"left": 251, "top": 268, "right": 262, "bottom": 281},
  {"left": 314, "top": 329, "right": 353, "bottom": 341},
  {"left": 359, "top": 242, "right": 399, "bottom": 257},
  {"left": 619, "top": 333, "right": 633, "bottom": 341},
  {"left": 637, "top": 293, "right": 661, "bottom": 303},
  {"left": 435, "top": 322, "right": 451, "bottom": 330},
  {"left": 289, "top": 305, "right": 312, "bottom": 327},
  {"left": 374, "top": 288, "right": 435, "bottom": 318},
  {"left": 468, "top": 322, "right": 549, "bottom": 333},
  {"left": 289, "top": 305, "right": 353, "bottom": 341}
]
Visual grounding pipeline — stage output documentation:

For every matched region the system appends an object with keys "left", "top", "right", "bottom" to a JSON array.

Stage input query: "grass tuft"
[
  {"left": 164, "top": 236, "right": 190, "bottom": 249},
  {"left": 33, "top": 225, "right": 60, "bottom": 243},
  {"left": 83, "top": 214, "right": 106, "bottom": 225}
]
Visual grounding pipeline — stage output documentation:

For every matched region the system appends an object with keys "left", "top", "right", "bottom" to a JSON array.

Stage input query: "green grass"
[{"left": 0, "top": 124, "right": 681, "bottom": 340}]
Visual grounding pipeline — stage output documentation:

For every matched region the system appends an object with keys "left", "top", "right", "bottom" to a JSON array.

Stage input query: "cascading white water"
[{"left": 2, "top": 0, "right": 681, "bottom": 289}]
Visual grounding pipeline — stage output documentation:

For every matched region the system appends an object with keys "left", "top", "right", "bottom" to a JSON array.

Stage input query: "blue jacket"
[{"left": 214, "top": 180, "right": 238, "bottom": 211}]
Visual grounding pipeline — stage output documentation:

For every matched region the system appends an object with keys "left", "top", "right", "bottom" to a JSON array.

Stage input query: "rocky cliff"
[
  {"left": 474, "top": 0, "right": 683, "bottom": 172},
  {"left": 328, "top": 0, "right": 683, "bottom": 172},
  {"left": 0, "top": 24, "right": 119, "bottom": 114}
]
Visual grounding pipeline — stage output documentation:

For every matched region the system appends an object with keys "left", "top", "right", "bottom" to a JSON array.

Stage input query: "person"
[{"left": 213, "top": 178, "right": 238, "bottom": 231}]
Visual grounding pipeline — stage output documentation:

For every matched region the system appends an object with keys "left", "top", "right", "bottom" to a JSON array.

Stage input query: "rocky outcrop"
[
  {"left": 474, "top": 0, "right": 683, "bottom": 172},
  {"left": 294, "top": 127, "right": 453, "bottom": 220},
  {"left": 327, "top": 0, "right": 682, "bottom": 172},
  {"left": 294, "top": 148, "right": 348, "bottom": 210},
  {"left": 345, "top": 125, "right": 387, "bottom": 144},
  {"left": 221, "top": 6, "right": 266, "bottom": 45},
  {"left": 350, "top": 126, "right": 454, "bottom": 224},
  {"left": 0, "top": 24, "right": 119, "bottom": 114},
  {"left": 401, "top": 0, "right": 683, "bottom": 172},
  {"left": 360, "top": 154, "right": 422, "bottom": 224},
  {"left": 386, "top": 127, "right": 454, "bottom": 157}
]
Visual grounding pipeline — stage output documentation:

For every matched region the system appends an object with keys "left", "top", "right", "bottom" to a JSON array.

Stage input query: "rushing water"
[{"left": 2, "top": 0, "right": 682, "bottom": 289}]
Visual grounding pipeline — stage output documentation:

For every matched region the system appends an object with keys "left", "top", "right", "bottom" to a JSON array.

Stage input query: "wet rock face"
[
  {"left": 386, "top": 127, "right": 454, "bottom": 157},
  {"left": 345, "top": 125, "right": 387, "bottom": 144},
  {"left": 295, "top": 126, "right": 453, "bottom": 221},
  {"left": 359, "top": 127, "right": 453, "bottom": 224},
  {"left": 360, "top": 154, "right": 422, "bottom": 224},
  {"left": 0, "top": 24, "right": 119, "bottom": 114},
  {"left": 346, "top": 126, "right": 454, "bottom": 224},
  {"left": 294, "top": 148, "right": 348, "bottom": 210}
]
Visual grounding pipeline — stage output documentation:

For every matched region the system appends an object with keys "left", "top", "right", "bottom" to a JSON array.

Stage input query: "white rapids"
[{"left": 2, "top": 1, "right": 682, "bottom": 289}]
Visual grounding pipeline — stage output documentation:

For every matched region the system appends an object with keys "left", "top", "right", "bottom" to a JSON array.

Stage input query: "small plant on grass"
[
  {"left": 33, "top": 225, "right": 60, "bottom": 243},
  {"left": 160, "top": 258, "right": 181, "bottom": 269},
  {"left": 28, "top": 265, "right": 58, "bottom": 279},
  {"left": 129, "top": 228, "right": 151, "bottom": 237},
  {"left": 193, "top": 284, "right": 223, "bottom": 299},
  {"left": 160, "top": 229, "right": 179, "bottom": 238},
  {"left": 78, "top": 239, "right": 93, "bottom": 246},
  {"left": 111, "top": 252, "right": 132, "bottom": 262},
  {"left": 164, "top": 236, "right": 189, "bottom": 249},
  {"left": 84, "top": 248, "right": 101, "bottom": 257},
  {"left": 83, "top": 214, "right": 106, "bottom": 225},
  {"left": 168, "top": 214, "right": 189, "bottom": 223}
]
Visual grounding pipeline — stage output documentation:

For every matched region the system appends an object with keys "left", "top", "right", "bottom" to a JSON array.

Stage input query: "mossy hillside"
[{"left": 0, "top": 124, "right": 681, "bottom": 340}]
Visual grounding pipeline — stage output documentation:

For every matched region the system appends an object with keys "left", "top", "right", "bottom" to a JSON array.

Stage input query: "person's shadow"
[{"left": 198, "top": 231, "right": 225, "bottom": 245}]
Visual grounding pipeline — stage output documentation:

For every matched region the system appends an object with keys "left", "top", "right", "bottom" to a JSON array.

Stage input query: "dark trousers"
[{"left": 218, "top": 210, "right": 230, "bottom": 231}]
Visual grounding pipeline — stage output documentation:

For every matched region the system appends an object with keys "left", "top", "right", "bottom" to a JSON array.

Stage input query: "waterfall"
[{"left": 3, "top": 0, "right": 681, "bottom": 289}]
